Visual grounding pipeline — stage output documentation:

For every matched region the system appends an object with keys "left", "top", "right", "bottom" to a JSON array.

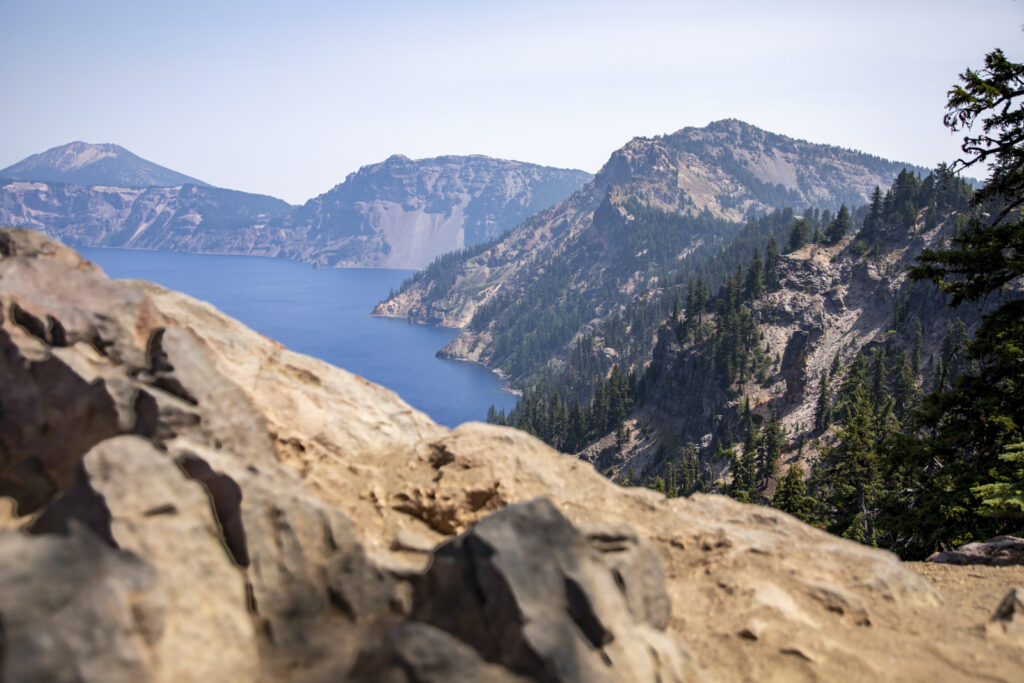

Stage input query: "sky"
[{"left": 1, "top": 0, "right": 1022, "bottom": 205}]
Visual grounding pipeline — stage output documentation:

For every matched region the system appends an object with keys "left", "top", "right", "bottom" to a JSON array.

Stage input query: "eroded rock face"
[{"left": 1, "top": 228, "right": 1023, "bottom": 682}]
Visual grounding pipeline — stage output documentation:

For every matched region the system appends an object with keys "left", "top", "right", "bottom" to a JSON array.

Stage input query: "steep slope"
[
  {"left": 2, "top": 226, "right": 1023, "bottom": 681},
  {"left": 0, "top": 141, "right": 210, "bottom": 188},
  {"left": 583, "top": 168, "right": 983, "bottom": 493},
  {"left": 0, "top": 149, "right": 590, "bottom": 269},
  {"left": 0, "top": 179, "right": 293, "bottom": 251},
  {"left": 269, "top": 154, "right": 592, "bottom": 269},
  {"left": 375, "top": 119, "right": 929, "bottom": 385}
]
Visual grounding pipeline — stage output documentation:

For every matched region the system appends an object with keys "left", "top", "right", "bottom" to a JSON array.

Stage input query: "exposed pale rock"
[{"left": 1, "top": 227, "right": 1023, "bottom": 682}]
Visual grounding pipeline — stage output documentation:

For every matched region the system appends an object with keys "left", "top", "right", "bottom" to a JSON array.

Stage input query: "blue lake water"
[{"left": 79, "top": 248, "right": 518, "bottom": 428}]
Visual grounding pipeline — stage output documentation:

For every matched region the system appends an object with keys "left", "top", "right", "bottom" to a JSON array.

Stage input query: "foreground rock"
[{"left": 1, "top": 227, "right": 1023, "bottom": 681}]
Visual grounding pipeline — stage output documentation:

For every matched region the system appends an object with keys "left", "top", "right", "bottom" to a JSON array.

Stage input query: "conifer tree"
[
  {"left": 893, "top": 353, "right": 920, "bottom": 424},
  {"left": 548, "top": 391, "right": 567, "bottom": 451},
  {"left": 973, "top": 442, "right": 1024, "bottom": 519},
  {"left": 821, "top": 381, "right": 879, "bottom": 543},
  {"left": 787, "top": 218, "right": 811, "bottom": 252},
  {"left": 815, "top": 371, "right": 833, "bottom": 432},
  {"left": 765, "top": 236, "right": 779, "bottom": 290},
  {"left": 830, "top": 351, "right": 842, "bottom": 377},
  {"left": 774, "top": 464, "right": 813, "bottom": 522},
  {"left": 824, "top": 204, "right": 851, "bottom": 243},
  {"left": 759, "top": 410, "right": 785, "bottom": 486},
  {"left": 738, "top": 410, "right": 759, "bottom": 496},
  {"left": 745, "top": 248, "right": 766, "bottom": 299},
  {"left": 886, "top": 49, "right": 1024, "bottom": 557}
]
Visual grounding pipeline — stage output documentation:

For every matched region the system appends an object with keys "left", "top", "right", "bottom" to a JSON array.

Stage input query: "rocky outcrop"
[
  {"left": 928, "top": 537, "right": 1024, "bottom": 566},
  {"left": 0, "top": 148, "right": 590, "bottom": 270},
  {"left": 1, "top": 227, "right": 1023, "bottom": 681}
]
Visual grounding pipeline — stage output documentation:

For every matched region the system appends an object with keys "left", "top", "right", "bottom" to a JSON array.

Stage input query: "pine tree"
[
  {"left": 973, "top": 442, "right": 1024, "bottom": 518},
  {"left": 765, "top": 236, "right": 779, "bottom": 290},
  {"left": 787, "top": 218, "right": 811, "bottom": 252},
  {"left": 824, "top": 204, "right": 851, "bottom": 243},
  {"left": 815, "top": 371, "right": 833, "bottom": 432},
  {"left": 665, "top": 461, "right": 679, "bottom": 498},
  {"left": 869, "top": 348, "right": 888, "bottom": 422},
  {"left": 567, "top": 400, "right": 586, "bottom": 452},
  {"left": 774, "top": 464, "right": 813, "bottom": 522},
  {"left": 738, "top": 411, "right": 759, "bottom": 496},
  {"left": 548, "top": 391, "right": 568, "bottom": 451},
  {"left": 893, "top": 353, "right": 921, "bottom": 424},
  {"left": 744, "top": 248, "right": 765, "bottom": 300},
  {"left": 830, "top": 351, "right": 842, "bottom": 377},
  {"left": 822, "top": 382, "right": 880, "bottom": 543},
  {"left": 886, "top": 50, "right": 1024, "bottom": 557},
  {"left": 759, "top": 410, "right": 785, "bottom": 486},
  {"left": 863, "top": 186, "right": 884, "bottom": 238}
]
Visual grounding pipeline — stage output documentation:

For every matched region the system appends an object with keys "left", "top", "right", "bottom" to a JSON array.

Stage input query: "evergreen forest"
[{"left": 487, "top": 49, "right": 1023, "bottom": 560}]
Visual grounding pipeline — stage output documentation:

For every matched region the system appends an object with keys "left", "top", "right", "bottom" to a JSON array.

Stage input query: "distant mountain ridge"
[
  {"left": 0, "top": 141, "right": 210, "bottom": 188},
  {"left": 374, "top": 119, "right": 934, "bottom": 387},
  {"left": 0, "top": 145, "right": 591, "bottom": 269},
  {"left": 272, "top": 154, "right": 592, "bottom": 268}
]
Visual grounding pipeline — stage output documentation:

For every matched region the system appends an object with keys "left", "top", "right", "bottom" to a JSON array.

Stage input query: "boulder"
[
  {"left": 408, "top": 498, "right": 700, "bottom": 682},
  {"left": 927, "top": 536, "right": 1024, "bottom": 566}
]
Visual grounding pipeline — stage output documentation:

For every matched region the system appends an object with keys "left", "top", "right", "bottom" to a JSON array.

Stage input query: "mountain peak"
[{"left": 0, "top": 141, "right": 209, "bottom": 188}]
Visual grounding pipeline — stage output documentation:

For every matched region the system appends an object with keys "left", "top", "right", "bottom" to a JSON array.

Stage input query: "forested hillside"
[
  {"left": 375, "top": 120, "right": 926, "bottom": 398},
  {"left": 495, "top": 49, "right": 1024, "bottom": 560}
]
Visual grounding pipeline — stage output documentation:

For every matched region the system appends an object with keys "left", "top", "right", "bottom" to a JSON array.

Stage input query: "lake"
[{"left": 79, "top": 248, "right": 518, "bottom": 428}]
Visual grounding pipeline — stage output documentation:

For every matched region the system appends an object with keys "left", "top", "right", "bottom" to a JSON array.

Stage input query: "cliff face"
[
  {"left": 0, "top": 179, "right": 293, "bottom": 252},
  {"left": 374, "top": 120, "right": 930, "bottom": 373},
  {"left": 0, "top": 147, "right": 590, "bottom": 270},
  {"left": 2, "top": 226, "right": 1022, "bottom": 681},
  {"left": 271, "top": 154, "right": 592, "bottom": 269},
  {"left": 585, "top": 205, "right": 985, "bottom": 486}
]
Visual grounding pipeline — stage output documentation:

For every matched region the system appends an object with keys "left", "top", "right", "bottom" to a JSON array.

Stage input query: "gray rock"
[
  {"left": 409, "top": 497, "right": 701, "bottom": 682},
  {"left": 927, "top": 536, "right": 1024, "bottom": 566}
]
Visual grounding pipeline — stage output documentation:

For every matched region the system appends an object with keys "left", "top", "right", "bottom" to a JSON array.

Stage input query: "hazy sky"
[{"left": 1, "top": 1, "right": 1021, "bottom": 204}]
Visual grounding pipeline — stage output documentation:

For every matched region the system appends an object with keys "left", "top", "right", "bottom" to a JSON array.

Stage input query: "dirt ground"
[{"left": 907, "top": 562, "right": 1024, "bottom": 625}]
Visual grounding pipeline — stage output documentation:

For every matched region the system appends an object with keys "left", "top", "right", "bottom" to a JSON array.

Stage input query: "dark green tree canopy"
[{"left": 912, "top": 48, "right": 1024, "bottom": 305}]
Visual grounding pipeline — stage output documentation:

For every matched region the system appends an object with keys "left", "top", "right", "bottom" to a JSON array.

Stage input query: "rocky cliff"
[
  {"left": 274, "top": 154, "right": 592, "bottom": 269},
  {"left": 0, "top": 179, "right": 293, "bottom": 253},
  {"left": 585, "top": 187, "right": 988, "bottom": 489},
  {"left": 373, "top": 120, "right": 930, "bottom": 380},
  {"left": 0, "top": 146, "right": 590, "bottom": 269},
  {"left": 2, "top": 226, "right": 1022, "bottom": 681}
]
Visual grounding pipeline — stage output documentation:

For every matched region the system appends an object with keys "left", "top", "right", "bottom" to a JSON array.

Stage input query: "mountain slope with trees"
[
  {"left": 375, "top": 120, "right": 931, "bottom": 398},
  {"left": 517, "top": 49, "right": 1022, "bottom": 562}
]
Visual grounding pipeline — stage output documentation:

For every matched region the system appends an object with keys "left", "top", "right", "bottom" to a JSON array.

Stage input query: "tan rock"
[{"left": 3, "top": 227, "right": 1024, "bottom": 682}]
